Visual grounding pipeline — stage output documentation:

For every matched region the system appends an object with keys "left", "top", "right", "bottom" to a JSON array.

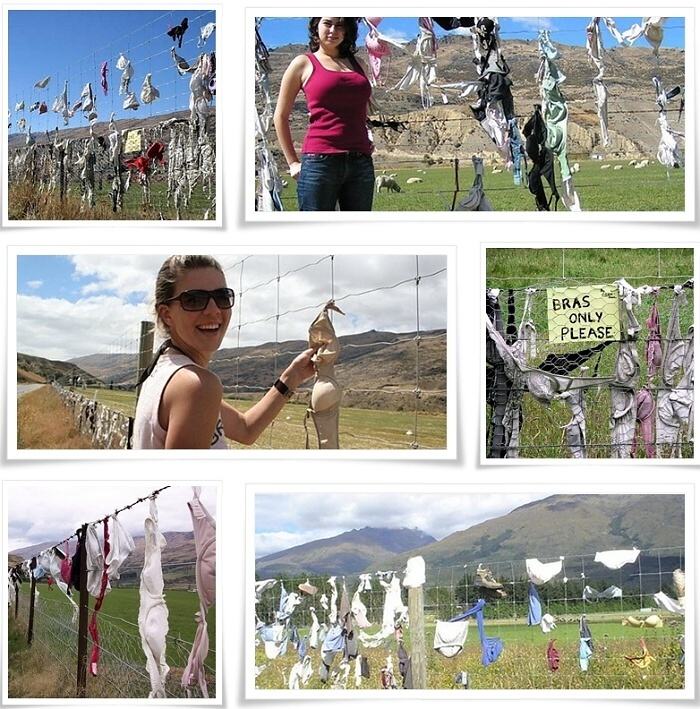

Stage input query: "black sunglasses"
[{"left": 165, "top": 288, "right": 235, "bottom": 311}]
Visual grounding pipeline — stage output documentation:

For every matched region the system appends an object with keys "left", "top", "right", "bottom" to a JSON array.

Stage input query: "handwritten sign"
[
  {"left": 546, "top": 285, "right": 620, "bottom": 343},
  {"left": 123, "top": 129, "right": 142, "bottom": 154}
]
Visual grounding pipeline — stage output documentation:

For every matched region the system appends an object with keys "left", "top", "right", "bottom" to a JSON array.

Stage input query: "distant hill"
[
  {"left": 70, "top": 328, "right": 447, "bottom": 412},
  {"left": 17, "top": 353, "right": 104, "bottom": 387},
  {"left": 260, "top": 35, "right": 685, "bottom": 161},
  {"left": 257, "top": 495, "right": 684, "bottom": 587},
  {"left": 255, "top": 526, "right": 437, "bottom": 576},
  {"left": 368, "top": 494, "right": 684, "bottom": 580},
  {"left": 10, "top": 531, "right": 198, "bottom": 587}
]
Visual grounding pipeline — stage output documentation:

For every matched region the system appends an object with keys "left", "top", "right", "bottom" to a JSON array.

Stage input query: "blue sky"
[
  {"left": 8, "top": 9, "right": 216, "bottom": 135},
  {"left": 257, "top": 16, "right": 685, "bottom": 50}
]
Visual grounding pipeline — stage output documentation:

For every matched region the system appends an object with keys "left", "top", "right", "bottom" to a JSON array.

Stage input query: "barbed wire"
[{"left": 9, "top": 9, "right": 216, "bottom": 132}]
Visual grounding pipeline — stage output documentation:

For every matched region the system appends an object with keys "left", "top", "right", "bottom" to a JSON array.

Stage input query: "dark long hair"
[{"left": 308, "top": 17, "right": 359, "bottom": 58}]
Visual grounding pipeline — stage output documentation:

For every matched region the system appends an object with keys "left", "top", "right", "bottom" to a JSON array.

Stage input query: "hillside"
[
  {"left": 259, "top": 34, "right": 685, "bottom": 162},
  {"left": 17, "top": 353, "right": 104, "bottom": 387},
  {"left": 10, "top": 530, "right": 196, "bottom": 567},
  {"left": 368, "top": 494, "right": 684, "bottom": 576},
  {"left": 69, "top": 328, "right": 447, "bottom": 412},
  {"left": 257, "top": 495, "right": 684, "bottom": 585},
  {"left": 255, "top": 526, "right": 437, "bottom": 576}
]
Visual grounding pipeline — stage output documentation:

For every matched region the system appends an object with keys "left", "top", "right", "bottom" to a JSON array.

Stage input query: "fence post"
[
  {"left": 76, "top": 524, "right": 89, "bottom": 698},
  {"left": 27, "top": 558, "right": 37, "bottom": 645},
  {"left": 450, "top": 157, "right": 460, "bottom": 211},
  {"left": 407, "top": 559, "right": 427, "bottom": 690},
  {"left": 135, "top": 320, "right": 155, "bottom": 400},
  {"left": 14, "top": 581, "right": 19, "bottom": 619}
]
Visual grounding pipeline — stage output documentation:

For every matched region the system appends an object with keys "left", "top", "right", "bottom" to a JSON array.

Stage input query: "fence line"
[{"left": 8, "top": 487, "right": 215, "bottom": 699}]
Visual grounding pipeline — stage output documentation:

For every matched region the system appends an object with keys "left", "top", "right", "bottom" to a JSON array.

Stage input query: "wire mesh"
[
  {"left": 44, "top": 255, "right": 447, "bottom": 450},
  {"left": 485, "top": 278, "right": 694, "bottom": 459},
  {"left": 253, "top": 546, "right": 685, "bottom": 690},
  {"left": 10, "top": 567, "right": 215, "bottom": 699}
]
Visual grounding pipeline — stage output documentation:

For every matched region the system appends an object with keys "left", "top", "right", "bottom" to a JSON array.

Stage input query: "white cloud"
[
  {"left": 17, "top": 254, "right": 447, "bottom": 360},
  {"left": 509, "top": 17, "right": 557, "bottom": 33},
  {"left": 255, "top": 493, "right": 543, "bottom": 557},
  {"left": 26, "top": 280, "right": 43, "bottom": 289},
  {"left": 7, "top": 484, "right": 217, "bottom": 553}
]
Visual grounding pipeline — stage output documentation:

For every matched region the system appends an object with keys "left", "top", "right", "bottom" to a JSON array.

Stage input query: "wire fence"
[
  {"left": 43, "top": 254, "right": 448, "bottom": 450},
  {"left": 7, "top": 10, "right": 216, "bottom": 220},
  {"left": 253, "top": 545, "right": 685, "bottom": 690},
  {"left": 485, "top": 268, "right": 694, "bottom": 458},
  {"left": 12, "top": 576, "right": 214, "bottom": 699}
]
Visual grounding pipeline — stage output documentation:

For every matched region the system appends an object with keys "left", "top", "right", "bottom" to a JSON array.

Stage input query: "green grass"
[
  {"left": 17, "top": 582, "right": 214, "bottom": 668},
  {"left": 276, "top": 160, "right": 685, "bottom": 212},
  {"left": 255, "top": 613, "right": 685, "bottom": 690},
  {"left": 74, "top": 387, "right": 447, "bottom": 449},
  {"left": 485, "top": 248, "right": 694, "bottom": 459}
]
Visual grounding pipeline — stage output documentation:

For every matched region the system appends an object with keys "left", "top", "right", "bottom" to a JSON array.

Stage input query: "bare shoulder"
[{"left": 165, "top": 366, "right": 222, "bottom": 404}]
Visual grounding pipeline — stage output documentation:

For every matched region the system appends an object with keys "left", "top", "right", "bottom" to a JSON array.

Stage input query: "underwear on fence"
[{"left": 433, "top": 620, "right": 468, "bottom": 657}]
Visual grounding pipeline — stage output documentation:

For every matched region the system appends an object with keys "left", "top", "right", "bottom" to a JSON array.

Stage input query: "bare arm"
[
  {"left": 160, "top": 367, "right": 223, "bottom": 449},
  {"left": 273, "top": 55, "right": 310, "bottom": 177},
  {"left": 221, "top": 348, "right": 316, "bottom": 445}
]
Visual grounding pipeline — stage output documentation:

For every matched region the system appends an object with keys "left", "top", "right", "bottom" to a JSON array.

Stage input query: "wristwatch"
[{"left": 273, "top": 378, "right": 294, "bottom": 399}]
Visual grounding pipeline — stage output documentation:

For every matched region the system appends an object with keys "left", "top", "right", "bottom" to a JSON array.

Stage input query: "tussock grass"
[
  {"left": 8, "top": 180, "right": 214, "bottom": 221},
  {"left": 17, "top": 367, "right": 46, "bottom": 383},
  {"left": 254, "top": 615, "right": 685, "bottom": 690},
  {"left": 17, "top": 385, "right": 93, "bottom": 449}
]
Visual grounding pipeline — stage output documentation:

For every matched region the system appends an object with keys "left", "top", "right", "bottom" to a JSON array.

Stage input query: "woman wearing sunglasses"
[{"left": 133, "top": 255, "right": 315, "bottom": 449}]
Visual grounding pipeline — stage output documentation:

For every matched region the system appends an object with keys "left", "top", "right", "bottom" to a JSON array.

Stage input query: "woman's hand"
[
  {"left": 280, "top": 347, "right": 317, "bottom": 390},
  {"left": 289, "top": 161, "right": 302, "bottom": 180}
]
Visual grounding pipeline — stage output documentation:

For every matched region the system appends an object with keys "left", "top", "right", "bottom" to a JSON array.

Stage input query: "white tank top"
[{"left": 132, "top": 350, "right": 228, "bottom": 449}]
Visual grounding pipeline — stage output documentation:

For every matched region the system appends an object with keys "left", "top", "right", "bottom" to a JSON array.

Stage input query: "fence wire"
[
  {"left": 253, "top": 546, "right": 685, "bottom": 690},
  {"left": 485, "top": 278, "right": 694, "bottom": 459},
  {"left": 45, "top": 255, "right": 448, "bottom": 450},
  {"left": 10, "top": 565, "right": 215, "bottom": 700}
]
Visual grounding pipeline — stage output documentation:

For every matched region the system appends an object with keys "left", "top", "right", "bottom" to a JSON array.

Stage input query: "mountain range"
[
  {"left": 63, "top": 328, "right": 447, "bottom": 412},
  {"left": 255, "top": 494, "right": 684, "bottom": 578},
  {"left": 256, "top": 526, "right": 436, "bottom": 576}
]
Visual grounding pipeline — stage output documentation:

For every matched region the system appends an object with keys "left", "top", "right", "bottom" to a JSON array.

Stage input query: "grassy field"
[
  {"left": 276, "top": 159, "right": 685, "bottom": 212},
  {"left": 8, "top": 179, "right": 214, "bottom": 221},
  {"left": 485, "top": 248, "right": 694, "bottom": 459},
  {"left": 9, "top": 583, "right": 216, "bottom": 698},
  {"left": 49, "top": 387, "right": 447, "bottom": 450},
  {"left": 255, "top": 614, "right": 685, "bottom": 691}
]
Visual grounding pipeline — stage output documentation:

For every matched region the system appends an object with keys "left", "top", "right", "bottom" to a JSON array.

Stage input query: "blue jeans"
[{"left": 297, "top": 152, "right": 375, "bottom": 211}]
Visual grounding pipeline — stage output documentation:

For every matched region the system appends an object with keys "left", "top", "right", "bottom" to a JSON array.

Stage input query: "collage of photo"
[{"left": 1, "top": 5, "right": 695, "bottom": 709}]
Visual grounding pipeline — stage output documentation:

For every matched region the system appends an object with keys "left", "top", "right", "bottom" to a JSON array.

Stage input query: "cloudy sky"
[
  {"left": 255, "top": 492, "right": 544, "bottom": 558},
  {"left": 16, "top": 254, "right": 447, "bottom": 361},
  {"left": 7, "top": 483, "right": 217, "bottom": 553}
]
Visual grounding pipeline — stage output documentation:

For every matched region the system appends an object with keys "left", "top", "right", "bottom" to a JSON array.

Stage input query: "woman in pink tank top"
[
  {"left": 133, "top": 256, "right": 315, "bottom": 448},
  {"left": 274, "top": 18, "right": 375, "bottom": 211}
]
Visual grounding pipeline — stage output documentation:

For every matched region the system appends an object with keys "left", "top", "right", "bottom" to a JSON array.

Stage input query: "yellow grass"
[
  {"left": 17, "top": 386, "right": 92, "bottom": 449},
  {"left": 17, "top": 368, "right": 46, "bottom": 383}
]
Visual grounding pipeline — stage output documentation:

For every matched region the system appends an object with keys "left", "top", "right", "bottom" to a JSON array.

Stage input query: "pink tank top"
[{"left": 302, "top": 52, "right": 372, "bottom": 155}]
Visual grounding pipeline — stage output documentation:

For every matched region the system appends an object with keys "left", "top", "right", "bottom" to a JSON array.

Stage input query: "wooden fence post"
[
  {"left": 135, "top": 320, "right": 155, "bottom": 401},
  {"left": 14, "top": 581, "right": 19, "bottom": 619},
  {"left": 450, "top": 157, "right": 460, "bottom": 211},
  {"left": 76, "top": 525, "right": 89, "bottom": 698},
  {"left": 27, "top": 558, "right": 37, "bottom": 645},
  {"left": 408, "top": 581, "right": 427, "bottom": 688}
]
